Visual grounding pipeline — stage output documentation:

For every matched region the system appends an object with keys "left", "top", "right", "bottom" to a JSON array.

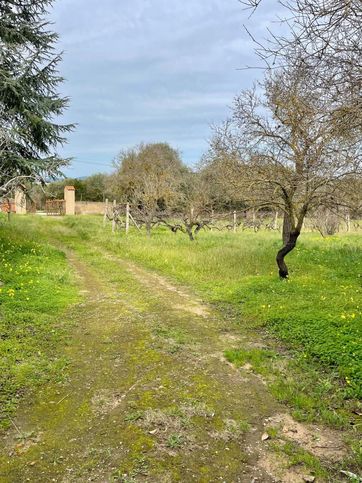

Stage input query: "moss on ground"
[{"left": 1, "top": 215, "right": 360, "bottom": 481}]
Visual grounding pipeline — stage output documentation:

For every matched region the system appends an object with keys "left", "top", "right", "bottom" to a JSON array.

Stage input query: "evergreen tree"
[{"left": 0, "top": 0, "right": 74, "bottom": 197}]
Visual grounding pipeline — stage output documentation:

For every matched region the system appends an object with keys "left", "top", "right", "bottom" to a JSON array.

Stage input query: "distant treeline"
[
  {"left": 30, "top": 173, "right": 117, "bottom": 207},
  {"left": 31, "top": 142, "right": 249, "bottom": 213}
]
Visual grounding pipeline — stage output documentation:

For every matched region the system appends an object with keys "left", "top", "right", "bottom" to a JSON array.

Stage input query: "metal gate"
[{"left": 45, "top": 199, "right": 65, "bottom": 216}]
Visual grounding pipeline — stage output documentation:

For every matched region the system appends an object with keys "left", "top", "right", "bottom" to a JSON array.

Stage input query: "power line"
[{"left": 68, "top": 160, "right": 114, "bottom": 168}]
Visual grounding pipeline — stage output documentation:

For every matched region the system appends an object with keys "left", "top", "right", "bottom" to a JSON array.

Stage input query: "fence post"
[
  {"left": 126, "top": 203, "right": 130, "bottom": 234},
  {"left": 112, "top": 200, "right": 116, "bottom": 233},
  {"left": 103, "top": 199, "right": 108, "bottom": 226},
  {"left": 252, "top": 208, "right": 256, "bottom": 224},
  {"left": 346, "top": 211, "right": 351, "bottom": 232},
  {"left": 233, "top": 210, "right": 237, "bottom": 233}
]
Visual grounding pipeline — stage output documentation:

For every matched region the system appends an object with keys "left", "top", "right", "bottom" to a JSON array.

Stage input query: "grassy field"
[
  {"left": 43, "top": 216, "right": 361, "bottom": 434},
  {"left": 1, "top": 215, "right": 361, "bottom": 467},
  {"left": 0, "top": 215, "right": 78, "bottom": 430},
  {"left": 14, "top": 216, "right": 362, "bottom": 395},
  {"left": 53, "top": 217, "right": 361, "bottom": 395}
]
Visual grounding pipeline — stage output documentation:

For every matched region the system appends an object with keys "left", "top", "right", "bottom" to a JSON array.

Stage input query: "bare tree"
[
  {"left": 344, "top": 177, "right": 362, "bottom": 223},
  {"left": 144, "top": 171, "right": 212, "bottom": 241},
  {"left": 311, "top": 208, "right": 341, "bottom": 237},
  {"left": 112, "top": 143, "right": 186, "bottom": 236},
  {"left": 241, "top": 0, "right": 362, "bottom": 135},
  {"left": 206, "top": 63, "right": 361, "bottom": 277},
  {"left": 174, "top": 171, "right": 213, "bottom": 240}
]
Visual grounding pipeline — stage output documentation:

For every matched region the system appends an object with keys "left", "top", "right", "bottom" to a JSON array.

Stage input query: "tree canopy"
[{"left": 0, "top": 0, "right": 73, "bottom": 198}]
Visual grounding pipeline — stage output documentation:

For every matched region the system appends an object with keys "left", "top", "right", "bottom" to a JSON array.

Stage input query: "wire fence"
[{"left": 102, "top": 201, "right": 360, "bottom": 239}]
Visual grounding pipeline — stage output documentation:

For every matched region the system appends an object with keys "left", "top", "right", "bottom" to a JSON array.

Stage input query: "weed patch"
[{"left": 0, "top": 218, "right": 77, "bottom": 429}]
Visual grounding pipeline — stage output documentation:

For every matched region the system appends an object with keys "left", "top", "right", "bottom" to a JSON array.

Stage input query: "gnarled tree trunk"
[
  {"left": 276, "top": 229, "right": 300, "bottom": 278},
  {"left": 282, "top": 212, "right": 292, "bottom": 245},
  {"left": 194, "top": 222, "right": 203, "bottom": 237},
  {"left": 185, "top": 224, "right": 195, "bottom": 241}
]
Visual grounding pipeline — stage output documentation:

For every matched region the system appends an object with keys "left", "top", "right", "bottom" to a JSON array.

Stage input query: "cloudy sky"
[{"left": 51, "top": 0, "right": 280, "bottom": 177}]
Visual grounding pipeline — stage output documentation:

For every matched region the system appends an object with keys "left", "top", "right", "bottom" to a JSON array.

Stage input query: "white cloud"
[{"left": 51, "top": 0, "right": 280, "bottom": 175}]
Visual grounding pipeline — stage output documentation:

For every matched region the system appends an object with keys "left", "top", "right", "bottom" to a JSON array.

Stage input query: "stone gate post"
[
  {"left": 64, "top": 186, "right": 75, "bottom": 215},
  {"left": 14, "top": 189, "right": 27, "bottom": 214}
]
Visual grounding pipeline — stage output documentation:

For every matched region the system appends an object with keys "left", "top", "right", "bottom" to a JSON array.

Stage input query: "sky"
[{"left": 51, "top": 0, "right": 281, "bottom": 177}]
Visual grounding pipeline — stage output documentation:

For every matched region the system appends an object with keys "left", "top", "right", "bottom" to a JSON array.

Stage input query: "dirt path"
[{"left": 0, "top": 242, "right": 337, "bottom": 482}]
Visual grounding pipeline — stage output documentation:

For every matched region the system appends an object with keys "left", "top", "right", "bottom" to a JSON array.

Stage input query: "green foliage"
[
  {"left": 0, "top": 0, "right": 73, "bottom": 195},
  {"left": 45, "top": 178, "right": 88, "bottom": 201},
  {"left": 44, "top": 173, "right": 115, "bottom": 202},
  {"left": 112, "top": 142, "right": 186, "bottom": 206},
  {"left": 166, "top": 433, "right": 184, "bottom": 449},
  {"left": 0, "top": 218, "right": 77, "bottom": 429},
  {"left": 82, "top": 173, "right": 113, "bottom": 201}
]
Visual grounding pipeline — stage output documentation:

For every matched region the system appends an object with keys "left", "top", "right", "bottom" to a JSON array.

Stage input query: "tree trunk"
[
  {"left": 186, "top": 224, "right": 194, "bottom": 241},
  {"left": 194, "top": 222, "right": 203, "bottom": 236},
  {"left": 282, "top": 212, "right": 292, "bottom": 245},
  {"left": 146, "top": 221, "right": 151, "bottom": 238},
  {"left": 276, "top": 230, "right": 300, "bottom": 278}
]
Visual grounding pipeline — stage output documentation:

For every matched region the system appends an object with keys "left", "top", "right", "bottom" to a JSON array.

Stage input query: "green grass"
[
  {"left": 224, "top": 348, "right": 278, "bottom": 377},
  {"left": 166, "top": 433, "right": 184, "bottom": 449},
  {"left": 224, "top": 347, "right": 351, "bottom": 428},
  {"left": 0, "top": 215, "right": 78, "bottom": 429},
  {"left": 7, "top": 216, "right": 362, "bottom": 423},
  {"left": 271, "top": 440, "right": 329, "bottom": 479},
  {"left": 56, "top": 216, "right": 361, "bottom": 399}
]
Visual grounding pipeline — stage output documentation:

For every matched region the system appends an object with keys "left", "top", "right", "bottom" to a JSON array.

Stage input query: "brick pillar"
[
  {"left": 14, "top": 189, "right": 27, "bottom": 214},
  {"left": 64, "top": 186, "right": 75, "bottom": 215}
]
